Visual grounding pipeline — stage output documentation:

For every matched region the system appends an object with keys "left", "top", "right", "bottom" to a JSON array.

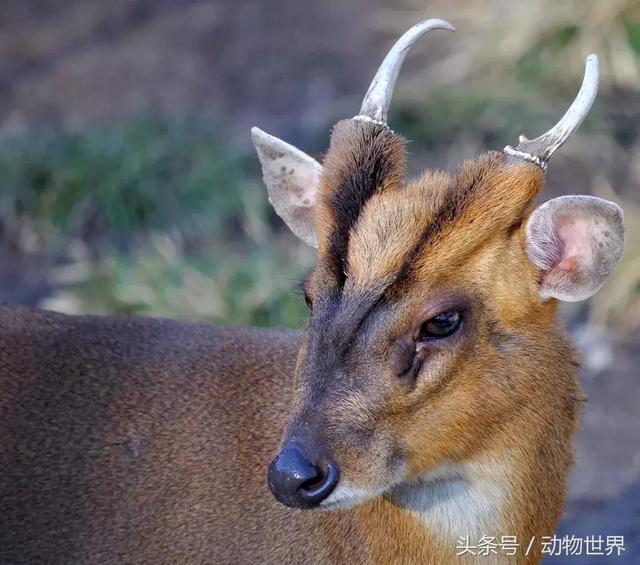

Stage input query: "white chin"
[{"left": 318, "top": 483, "right": 379, "bottom": 511}]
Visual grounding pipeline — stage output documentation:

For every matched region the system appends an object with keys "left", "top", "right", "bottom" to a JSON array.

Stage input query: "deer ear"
[
  {"left": 251, "top": 127, "right": 322, "bottom": 248},
  {"left": 525, "top": 195, "right": 624, "bottom": 302}
]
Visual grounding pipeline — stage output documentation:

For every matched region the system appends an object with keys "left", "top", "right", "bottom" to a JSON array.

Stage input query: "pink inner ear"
[
  {"left": 554, "top": 215, "right": 592, "bottom": 270},
  {"left": 543, "top": 215, "right": 590, "bottom": 288},
  {"left": 555, "top": 256, "right": 578, "bottom": 272},
  {"left": 527, "top": 195, "right": 623, "bottom": 302}
]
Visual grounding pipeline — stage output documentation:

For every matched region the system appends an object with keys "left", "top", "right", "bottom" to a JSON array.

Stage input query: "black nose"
[{"left": 267, "top": 445, "right": 339, "bottom": 508}]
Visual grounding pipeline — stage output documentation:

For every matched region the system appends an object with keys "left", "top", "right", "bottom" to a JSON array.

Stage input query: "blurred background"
[{"left": 0, "top": 0, "right": 638, "bottom": 561}]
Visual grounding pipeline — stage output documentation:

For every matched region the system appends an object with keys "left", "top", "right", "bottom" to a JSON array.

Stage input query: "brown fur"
[
  {"left": 316, "top": 119, "right": 406, "bottom": 291},
  {"left": 276, "top": 123, "right": 584, "bottom": 563},
  {"left": 0, "top": 304, "right": 366, "bottom": 564},
  {"left": 1, "top": 120, "right": 585, "bottom": 564}
]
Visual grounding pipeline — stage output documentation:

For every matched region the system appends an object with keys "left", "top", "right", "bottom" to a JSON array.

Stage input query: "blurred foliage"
[
  {"left": 405, "top": 0, "right": 640, "bottom": 90},
  {"left": 392, "top": 87, "right": 549, "bottom": 153},
  {"left": 0, "top": 0, "right": 639, "bottom": 334},
  {"left": 44, "top": 237, "right": 310, "bottom": 328},
  {"left": 0, "top": 116, "right": 253, "bottom": 242},
  {"left": 589, "top": 183, "right": 640, "bottom": 333},
  {"left": 0, "top": 116, "right": 312, "bottom": 328}
]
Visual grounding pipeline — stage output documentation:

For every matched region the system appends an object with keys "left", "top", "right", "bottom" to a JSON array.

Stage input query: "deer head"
[{"left": 253, "top": 19, "right": 624, "bottom": 511}]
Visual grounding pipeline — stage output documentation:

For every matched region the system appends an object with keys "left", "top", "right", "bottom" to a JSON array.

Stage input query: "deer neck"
[{"left": 354, "top": 444, "right": 554, "bottom": 564}]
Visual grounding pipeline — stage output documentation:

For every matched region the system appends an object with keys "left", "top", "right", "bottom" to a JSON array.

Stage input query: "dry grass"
[{"left": 386, "top": 0, "right": 640, "bottom": 89}]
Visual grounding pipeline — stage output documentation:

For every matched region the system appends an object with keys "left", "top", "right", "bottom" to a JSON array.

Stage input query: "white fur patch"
[
  {"left": 387, "top": 459, "right": 506, "bottom": 542},
  {"left": 320, "top": 481, "right": 380, "bottom": 511},
  {"left": 321, "top": 458, "right": 505, "bottom": 543},
  {"left": 320, "top": 461, "right": 407, "bottom": 511}
]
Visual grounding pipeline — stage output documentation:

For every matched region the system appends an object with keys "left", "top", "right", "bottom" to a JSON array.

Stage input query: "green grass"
[
  {"left": 0, "top": 116, "right": 313, "bottom": 329},
  {"left": 0, "top": 116, "right": 253, "bottom": 242},
  {"left": 0, "top": 80, "right": 637, "bottom": 334},
  {"left": 53, "top": 242, "right": 311, "bottom": 328}
]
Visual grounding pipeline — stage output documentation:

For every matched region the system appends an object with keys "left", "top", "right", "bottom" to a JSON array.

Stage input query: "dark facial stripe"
[
  {"left": 390, "top": 170, "right": 482, "bottom": 290},
  {"left": 322, "top": 120, "right": 406, "bottom": 288},
  {"left": 310, "top": 287, "right": 386, "bottom": 365}
]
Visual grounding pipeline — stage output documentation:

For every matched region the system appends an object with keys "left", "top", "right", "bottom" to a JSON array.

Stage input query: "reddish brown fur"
[
  {"left": 0, "top": 305, "right": 367, "bottom": 563},
  {"left": 279, "top": 123, "right": 584, "bottom": 563},
  {"left": 0, "top": 120, "right": 585, "bottom": 564}
]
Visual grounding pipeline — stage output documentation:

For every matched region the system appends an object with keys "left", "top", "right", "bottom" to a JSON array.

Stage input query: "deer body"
[
  {"left": 0, "top": 306, "right": 351, "bottom": 563},
  {"left": 0, "top": 301, "right": 578, "bottom": 564},
  {"left": 0, "top": 18, "right": 624, "bottom": 565}
]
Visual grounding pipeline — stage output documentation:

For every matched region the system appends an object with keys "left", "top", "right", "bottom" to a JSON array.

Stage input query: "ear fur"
[
  {"left": 251, "top": 127, "right": 322, "bottom": 247},
  {"left": 525, "top": 195, "right": 624, "bottom": 302}
]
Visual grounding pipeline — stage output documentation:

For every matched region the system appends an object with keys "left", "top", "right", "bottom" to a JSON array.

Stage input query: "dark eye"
[
  {"left": 304, "top": 292, "right": 313, "bottom": 309},
  {"left": 418, "top": 309, "right": 463, "bottom": 340},
  {"left": 301, "top": 271, "right": 314, "bottom": 310}
]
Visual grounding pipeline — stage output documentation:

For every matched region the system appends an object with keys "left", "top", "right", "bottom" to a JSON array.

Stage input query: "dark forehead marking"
[
  {"left": 392, "top": 176, "right": 477, "bottom": 286},
  {"left": 389, "top": 153, "right": 506, "bottom": 292},
  {"left": 322, "top": 121, "right": 405, "bottom": 288}
]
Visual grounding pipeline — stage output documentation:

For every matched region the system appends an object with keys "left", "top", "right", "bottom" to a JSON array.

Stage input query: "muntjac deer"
[{"left": 0, "top": 18, "right": 624, "bottom": 565}]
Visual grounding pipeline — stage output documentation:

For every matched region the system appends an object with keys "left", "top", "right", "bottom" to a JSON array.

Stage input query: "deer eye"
[
  {"left": 418, "top": 309, "right": 462, "bottom": 340},
  {"left": 301, "top": 271, "right": 314, "bottom": 310},
  {"left": 304, "top": 292, "right": 313, "bottom": 309}
]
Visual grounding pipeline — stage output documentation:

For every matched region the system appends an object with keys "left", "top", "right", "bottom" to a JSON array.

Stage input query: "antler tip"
[
  {"left": 506, "top": 51, "right": 600, "bottom": 168},
  {"left": 426, "top": 18, "right": 455, "bottom": 32},
  {"left": 357, "top": 17, "right": 454, "bottom": 124},
  {"left": 585, "top": 53, "right": 599, "bottom": 83}
]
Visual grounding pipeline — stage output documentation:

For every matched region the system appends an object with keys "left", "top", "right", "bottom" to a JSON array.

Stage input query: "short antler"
[
  {"left": 355, "top": 18, "right": 455, "bottom": 125},
  {"left": 504, "top": 54, "right": 599, "bottom": 171}
]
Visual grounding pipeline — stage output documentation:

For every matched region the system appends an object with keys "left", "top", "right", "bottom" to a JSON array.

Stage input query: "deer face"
[{"left": 254, "top": 20, "right": 624, "bottom": 510}]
